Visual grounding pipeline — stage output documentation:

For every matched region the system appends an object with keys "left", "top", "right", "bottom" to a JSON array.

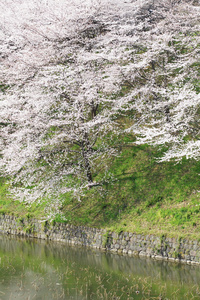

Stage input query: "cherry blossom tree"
[
  {"left": 115, "top": 0, "right": 200, "bottom": 161},
  {"left": 0, "top": 0, "right": 199, "bottom": 206},
  {"left": 0, "top": 0, "right": 125, "bottom": 203}
]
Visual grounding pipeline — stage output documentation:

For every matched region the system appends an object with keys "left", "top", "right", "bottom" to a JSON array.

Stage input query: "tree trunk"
[{"left": 81, "top": 133, "right": 93, "bottom": 184}]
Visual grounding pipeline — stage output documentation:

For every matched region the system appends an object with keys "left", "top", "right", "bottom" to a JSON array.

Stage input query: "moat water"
[{"left": 0, "top": 235, "right": 200, "bottom": 299}]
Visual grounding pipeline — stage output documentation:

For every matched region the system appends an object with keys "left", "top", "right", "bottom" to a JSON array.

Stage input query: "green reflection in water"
[{"left": 0, "top": 235, "right": 200, "bottom": 299}]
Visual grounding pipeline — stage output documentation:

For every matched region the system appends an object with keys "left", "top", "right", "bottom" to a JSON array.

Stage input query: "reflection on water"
[{"left": 0, "top": 234, "right": 200, "bottom": 299}]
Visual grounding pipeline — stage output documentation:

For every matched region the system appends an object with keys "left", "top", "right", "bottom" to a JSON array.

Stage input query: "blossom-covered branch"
[{"left": 0, "top": 0, "right": 199, "bottom": 204}]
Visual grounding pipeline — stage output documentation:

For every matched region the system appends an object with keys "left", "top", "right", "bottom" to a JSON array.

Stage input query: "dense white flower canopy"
[{"left": 0, "top": 0, "right": 199, "bottom": 203}]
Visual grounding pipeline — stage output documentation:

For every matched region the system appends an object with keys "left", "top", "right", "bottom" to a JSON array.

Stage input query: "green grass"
[
  {"left": 0, "top": 177, "right": 48, "bottom": 218},
  {"left": 1, "top": 140, "right": 200, "bottom": 240},
  {"left": 52, "top": 142, "right": 200, "bottom": 239}
]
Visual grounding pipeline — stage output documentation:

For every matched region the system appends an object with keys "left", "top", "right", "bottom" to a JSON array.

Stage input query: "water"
[{"left": 0, "top": 235, "right": 200, "bottom": 300}]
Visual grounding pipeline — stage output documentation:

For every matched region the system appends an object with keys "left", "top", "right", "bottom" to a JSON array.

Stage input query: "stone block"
[
  {"left": 190, "top": 250, "right": 197, "bottom": 257},
  {"left": 115, "top": 244, "right": 120, "bottom": 249},
  {"left": 155, "top": 255, "right": 163, "bottom": 260},
  {"left": 139, "top": 251, "right": 147, "bottom": 257},
  {"left": 121, "top": 239, "right": 127, "bottom": 246},
  {"left": 123, "top": 249, "right": 128, "bottom": 254},
  {"left": 168, "top": 257, "right": 175, "bottom": 262},
  {"left": 110, "top": 248, "right": 118, "bottom": 253}
]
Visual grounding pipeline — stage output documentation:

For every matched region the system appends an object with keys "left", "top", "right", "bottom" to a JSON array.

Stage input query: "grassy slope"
[
  {"left": 0, "top": 177, "right": 48, "bottom": 219},
  {"left": 0, "top": 141, "right": 200, "bottom": 239},
  {"left": 58, "top": 142, "right": 200, "bottom": 239}
]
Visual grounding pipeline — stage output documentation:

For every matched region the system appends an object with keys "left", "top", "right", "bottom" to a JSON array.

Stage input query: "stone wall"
[{"left": 0, "top": 214, "right": 200, "bottom": 265}]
